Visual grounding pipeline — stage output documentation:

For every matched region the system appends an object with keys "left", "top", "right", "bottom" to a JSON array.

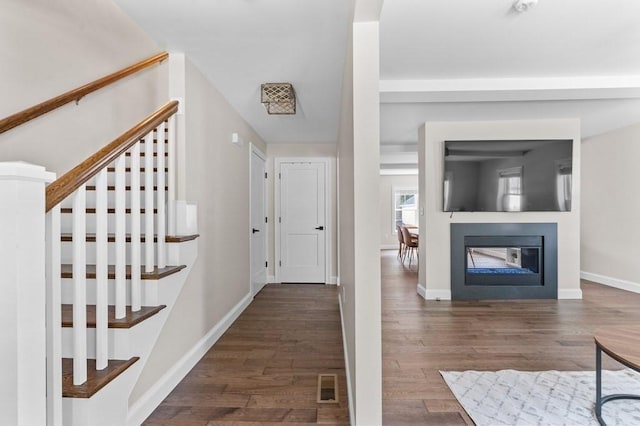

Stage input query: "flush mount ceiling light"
[
  {"left": 261, "top": 83, "right": 296, "bottom": 115},
  {"left": 513, "top": 0, "right": 538, "bottom": 12}
]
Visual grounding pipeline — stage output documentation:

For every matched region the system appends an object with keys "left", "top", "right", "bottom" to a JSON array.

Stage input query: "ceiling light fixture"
[
  {"left": 513, "top": 0, "right": 538, "bottom": 12},
  {"left": 261, "top": 83, "right": 296, "bottom": 115}
]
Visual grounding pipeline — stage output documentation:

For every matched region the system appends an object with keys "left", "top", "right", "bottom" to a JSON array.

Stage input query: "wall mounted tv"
[{"left": 443, "top": 139, "right": 573, "bottom": 212}]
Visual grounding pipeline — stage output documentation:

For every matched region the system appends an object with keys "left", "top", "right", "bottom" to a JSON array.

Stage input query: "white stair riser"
[
  {"left": 62, "top": 363, "right": 142, "bottom": 426},
  {"left": 61, "top": 212, "right": 160, "bottom": 234},
  {"left": 61, "top": 278, "right": 160, "bottom": 306},
  {"left": 61, "top": 240, "right": 156, "bottom": 264},
  {"left": 61, "top": 314, "right": 163, "bottom": 363}
]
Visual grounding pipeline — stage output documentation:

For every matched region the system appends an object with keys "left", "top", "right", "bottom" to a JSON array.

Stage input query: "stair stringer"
[{"left": 61, "top": 237, "right": 198, "bottom": 426}]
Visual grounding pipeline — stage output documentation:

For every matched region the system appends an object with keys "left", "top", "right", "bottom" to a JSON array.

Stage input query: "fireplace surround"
[{"left": 451, "top": 223, "right": 557, "bottom": 300}]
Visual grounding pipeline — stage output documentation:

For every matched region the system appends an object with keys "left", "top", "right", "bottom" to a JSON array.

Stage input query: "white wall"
[
  {"left": 337, "top": 16, "right": 382, "bottom": 424},
  {"left": 265, "top": 143, "right": 337, "bottom": 283},
  {"left": 581, "top": 123, "right": 640, "bottom": 290},
  {"left": 0, "top": 0, "right": 167, "bottom": 175},
  {"left": 418, "top": 119, "right": 582, "bottom": 300},
  {"left": 130, "top": 58, "right": 267, "bottom": 404},
  {"left": 379, "top": 174, "right": 418, "bottom": 248}
]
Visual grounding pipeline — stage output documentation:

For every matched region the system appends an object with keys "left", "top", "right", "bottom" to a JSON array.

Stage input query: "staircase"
[{"left": 43, "top": 101, "right": 199, "bottom": 425}]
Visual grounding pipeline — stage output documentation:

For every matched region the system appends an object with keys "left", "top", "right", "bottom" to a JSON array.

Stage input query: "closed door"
[
  {"left": 279, "top": 161, "right": 326, "bottom": 283},
  {"left": 250, "top": 148, "right": 267, "bottom": 296}
]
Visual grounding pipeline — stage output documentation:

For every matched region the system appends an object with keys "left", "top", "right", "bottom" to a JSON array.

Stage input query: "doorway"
[
  {"left": 275, "top": 158, "right": 329, "bottom": 283},
  {"left": 250, "top": 144, "right": 267, "bottom": 296}
]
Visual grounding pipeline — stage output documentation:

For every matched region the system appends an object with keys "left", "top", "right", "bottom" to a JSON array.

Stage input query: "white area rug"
[{"left": 441, "top": 369, "right": 640, "bottom": 426}]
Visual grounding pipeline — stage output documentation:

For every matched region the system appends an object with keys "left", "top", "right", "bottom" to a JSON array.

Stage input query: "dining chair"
[
  {"left": 401, "top": 226, "right": 419, "bottom": 266},
  {"left": 396, "top": 224, "right": 405, "bottom": 260}
]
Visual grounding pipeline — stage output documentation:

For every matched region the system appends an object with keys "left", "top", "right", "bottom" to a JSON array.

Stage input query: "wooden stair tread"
[
  {"left": 85, "top": 185, "right": 168, "bottom": 191},
  {"left": 60, "top": 263, "right": 186, "bottom": 280},
  {"left": 106, "top": 167, "right": 168, "bottom": 172},
  {"left": 60, "top": 233, "right": 199, "bottom": 243},
  {"left": 62, "top": 357, "right": 139, "bottom": 398},
  {"left": 125, "top": 151, "right": 168, "bottom": 157},
  {"left": 60, "top": 208, "right": 158, "bottom": 214},
  {"left": 61, "top": 304, "right": 166, "bottom": 328}
]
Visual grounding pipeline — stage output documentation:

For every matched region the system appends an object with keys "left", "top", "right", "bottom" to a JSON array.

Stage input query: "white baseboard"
[
  {"left": 127, "top": 292, "right": 253, "bottom": 426},
  {"left": 581, "top": 271, "right": 640, "bottom": 294},
  {"left": 558, "top": 289, "right": 583, "bottom": 299},
  {"left": 327, "top": 275, "right": 338, "bottom": 285},
  {"left": 416, "top": 283, "right": 426, "bottom": 299},
  {"left": 380, "top": 244, "right": 397, "bottom": 250},
  {"left": 424, "top": 289, "right": 452, "bottom": 300},
  {"left": 268, "top": 275, "right": 277, "bottom": 284},
  {"left": 338, "top": 295, "right": 355, "bottom": 426}
]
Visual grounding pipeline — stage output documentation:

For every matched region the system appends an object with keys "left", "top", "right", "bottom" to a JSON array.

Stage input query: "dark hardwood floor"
[
  {"left": 381, "top": 249, "right": 640, "bottom": 425},
  {"left": 144, "top": 251, "right": 640, "bottom": 425},
  {"left": 144, "top": 284, "right": 349, "bottom": 425}
]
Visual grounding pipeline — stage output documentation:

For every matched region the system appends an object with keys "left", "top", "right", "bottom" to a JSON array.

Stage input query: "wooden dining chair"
[
  {"left": 396, "top": 224, "right": 405, "bottom": 260},
  {"left": 401, "top": 226, "right": 419, "bottom": 266}
]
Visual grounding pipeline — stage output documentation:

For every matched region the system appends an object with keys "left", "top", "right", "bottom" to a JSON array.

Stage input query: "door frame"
[
  {"left": 274, "top": 157, "right": 332, "bottom": 284},
  {"left": 249, "top": 143, "right": 268, "bottom": 296}
]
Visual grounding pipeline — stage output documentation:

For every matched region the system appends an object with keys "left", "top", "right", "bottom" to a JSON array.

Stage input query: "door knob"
[
  {"left": 252, "top": 228, "right": 260, "bottom": 234},
  {"left": 315, "top": 226, "right": 324, "bottom": 231}
]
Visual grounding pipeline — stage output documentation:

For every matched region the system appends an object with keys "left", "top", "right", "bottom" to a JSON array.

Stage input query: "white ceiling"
[
  {"left": 114, "top": 0, "right": 640, "bottom": 153},
  {"left": 379, "top": 0, "right": 640, "bottom": 152},
  {"left": 114, "top": 0, "right": 352, "bottom": 144}
]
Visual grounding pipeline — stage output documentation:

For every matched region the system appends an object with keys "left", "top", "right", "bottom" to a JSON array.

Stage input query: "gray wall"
[
  {"left": 0, "top": 0, "right": 166, "bottom": 175},
  {"left": 581, "top": 123, "right": 640, "bottom": 288},
  {"left": 131, "top": 58, "right": 267, "bottom": 402}
]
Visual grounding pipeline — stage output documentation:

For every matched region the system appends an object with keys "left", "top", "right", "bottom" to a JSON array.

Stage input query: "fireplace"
[{"left": 451, "top": 223, "right": 557, "bottom": 299}]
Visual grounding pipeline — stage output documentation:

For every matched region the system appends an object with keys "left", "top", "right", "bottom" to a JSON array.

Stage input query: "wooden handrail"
[
  {"left": 45, "top": 100, "right": 179, "bottom": 212},
  {"left": 0, "top": 52, "right": 168, "bottom": 135}
]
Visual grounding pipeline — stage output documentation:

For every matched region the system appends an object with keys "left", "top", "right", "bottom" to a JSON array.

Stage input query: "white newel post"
[{"left": 0, "top": 162, "right": 54, "bottom": 426}]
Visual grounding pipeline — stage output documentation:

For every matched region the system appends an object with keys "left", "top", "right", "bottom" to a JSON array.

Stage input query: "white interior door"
[
  {"left": 250, "top": 147, "right": 267, "bottom": 296},
  {"left": 279, "top": 161, "right": 326, "bottom": 283}
]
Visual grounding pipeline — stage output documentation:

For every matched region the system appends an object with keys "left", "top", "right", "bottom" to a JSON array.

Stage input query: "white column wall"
[{"left": 418, "top": 119, "right": 582, "bottom": 300}]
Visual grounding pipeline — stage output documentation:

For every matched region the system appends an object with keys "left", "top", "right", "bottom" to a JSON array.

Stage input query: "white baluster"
[
  {"left": 45, "top": 205, "right": 62, "bottom": 426},
  {"left": 144, "top": 131, "right": 155, "bottom": 272},
  {"left": 72, "top": 187, "right": 87, "bottom": 385},
  {"left": 130, "top": 142, "right": 142, "bottom": 311},
  {"left": 157, "top": 121, "right": 166, "bottom": 269},
  {"left": 167, "top": 114, "right": 176, "bottom": 236},
  {"left": 95, "top": 169, "right": 108, "bottom": 369},
  {"left": 115, "top": 156, "right": 126, "bottom": 319}
]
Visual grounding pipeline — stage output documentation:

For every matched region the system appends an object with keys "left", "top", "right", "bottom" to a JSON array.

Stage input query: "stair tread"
[
  {"left": 106, "top": 167, "right": 168, "bottom": 172},
  {"left": 62, "top": 357, "right": 139, "bottom": 398},
  {"left": 125, "top": 151, "right": 168, "bottom": 157},
  {"left": 85, "top": 185, "right": 168, "bottom": 191},
  {"left": 60, "top": 208, "right": 158, "bottom": 214},
  {"left": 61, "top": 304, "right": 167, "bottom": 328},
  {"left": 60, "top": 233, "right": 199, "bottom": 243},
  {"left": 60, "top": 263, "right": 186, "bottom": 280}
]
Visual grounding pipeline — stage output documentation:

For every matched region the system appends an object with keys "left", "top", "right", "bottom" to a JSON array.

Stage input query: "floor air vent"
[{"left": 317, "top": 374, "right": 339, "bottom": 403}]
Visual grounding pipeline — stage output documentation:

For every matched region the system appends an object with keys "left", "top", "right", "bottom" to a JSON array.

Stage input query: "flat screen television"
[{"left": 443, "top": 139, "right": 573, "bottom": 212}]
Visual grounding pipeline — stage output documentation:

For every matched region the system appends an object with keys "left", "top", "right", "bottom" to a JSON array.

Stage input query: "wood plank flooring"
[
  {"left": 144, "top": 284, "right": 349, "bottom": 425},
  {"left": 145, "top": 251, "right": 640, "bottom": 425},
  {"left": 381, "top": 249, "right": 640, "bottom": 425}
]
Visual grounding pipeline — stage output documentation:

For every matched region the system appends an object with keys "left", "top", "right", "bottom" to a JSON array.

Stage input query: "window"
[
  {"left": 555, "top": 159, "right": 572, "bottom": 211},
  {"left": 443, "top": 171, "right": 452, "bottom": 212},
  {"left": 497, "top": 167, "right": 523, "bottom": 211},
  {"left": 393, "top": 188, "right": 418, "bottom": 231}
]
